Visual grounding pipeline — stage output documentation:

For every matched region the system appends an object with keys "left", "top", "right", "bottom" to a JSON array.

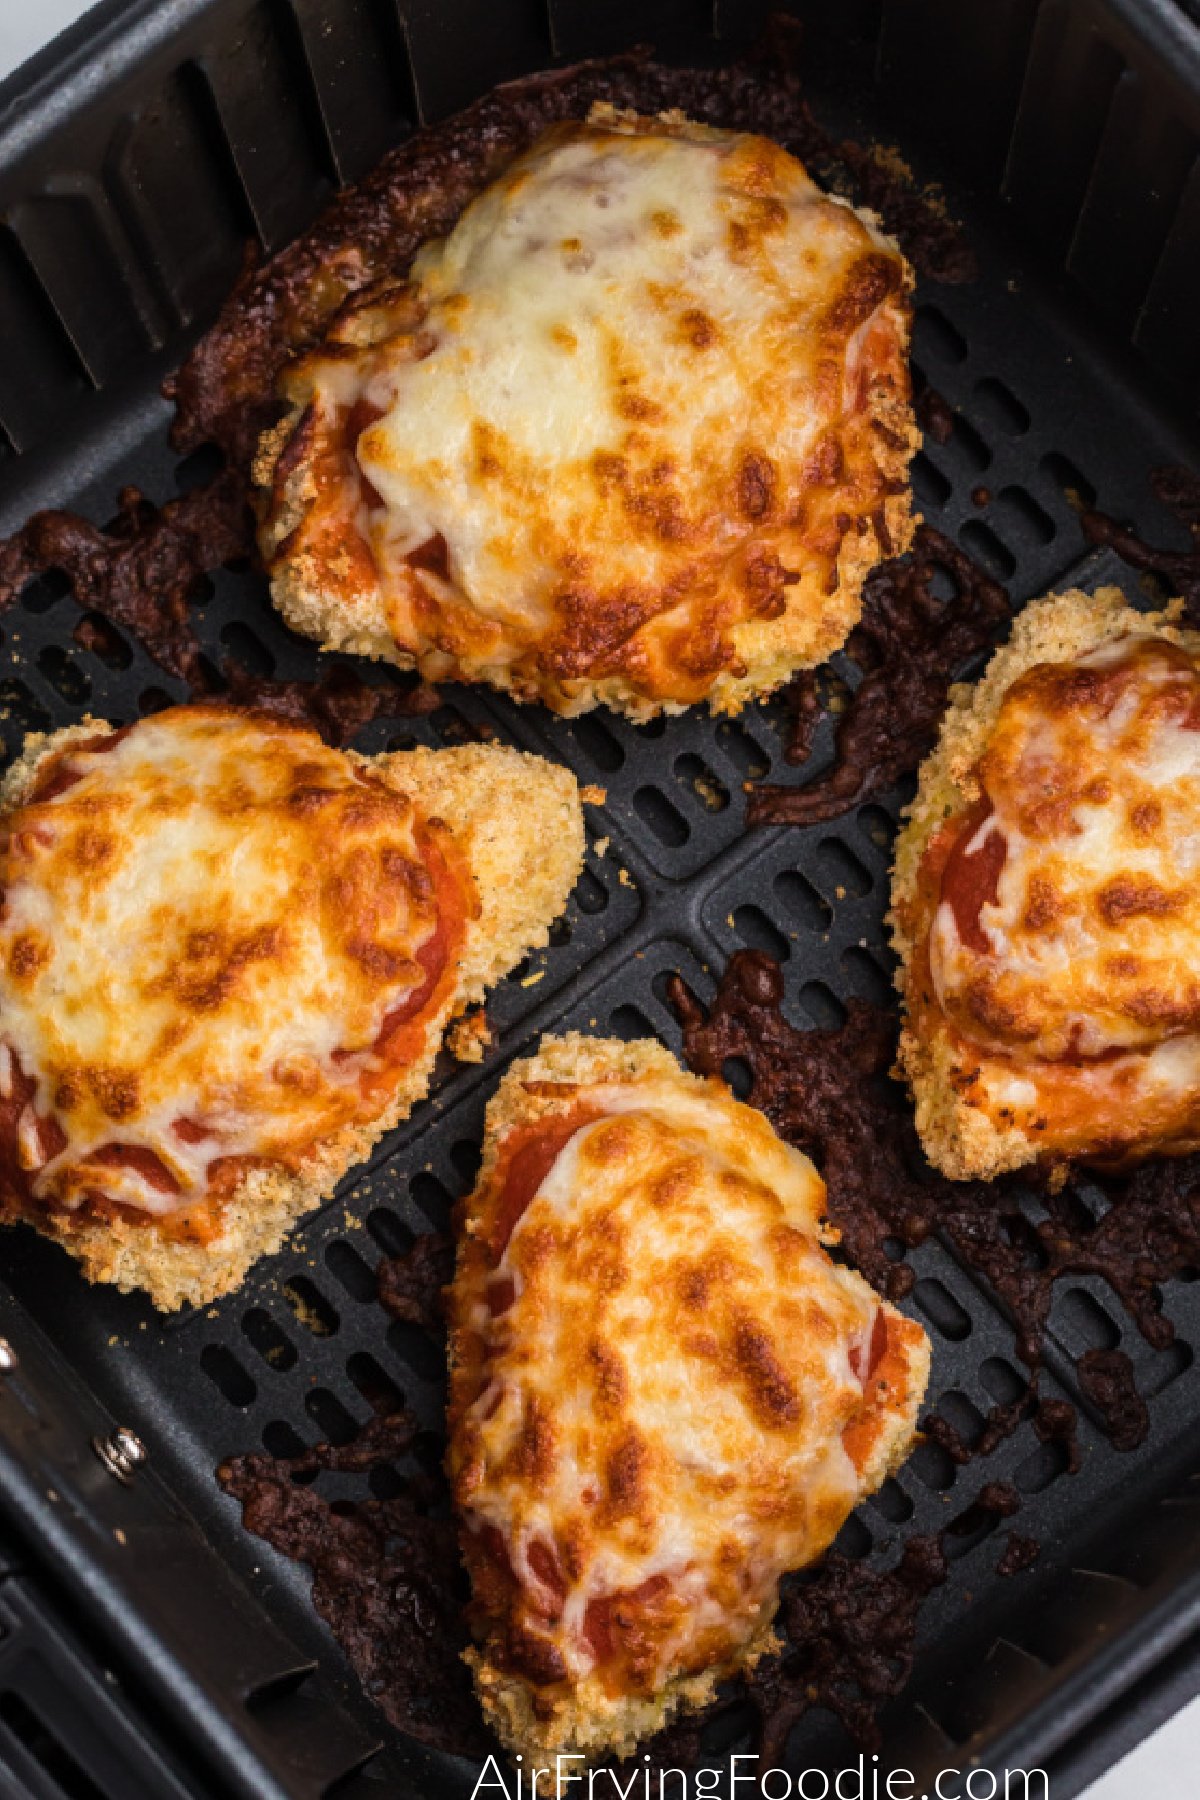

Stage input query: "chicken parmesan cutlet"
[
  {"left": 256, "top": 104, "right": 918, "bottom": 721},
  {"left": 447, "top": 1032, "right": 930, "bottom": 1763},
  {"left": 0, "top": 705, "right": 584, "bottom": 1307},
  {"left": 892, "top": 587, "right": 1200, "bottom": 1180}
]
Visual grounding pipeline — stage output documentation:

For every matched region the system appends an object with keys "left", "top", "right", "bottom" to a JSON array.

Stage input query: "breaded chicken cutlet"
[
  {"left": 0, "top": 704, "right": 584, "bottom": 1307},
  {"left": 256, "top": 105, "right": 918, "bottom": 721},
  {"left": 892, "top": 587, "right": 1200, "bottom": 1180},
  {"left": 447, "top": 1031, "right": 930, "bottom": 1764}
]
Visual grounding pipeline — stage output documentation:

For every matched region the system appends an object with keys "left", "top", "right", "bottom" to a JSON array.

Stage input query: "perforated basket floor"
[{"left": 1, "top": 3, "right": 1200, "bottom": 1798}]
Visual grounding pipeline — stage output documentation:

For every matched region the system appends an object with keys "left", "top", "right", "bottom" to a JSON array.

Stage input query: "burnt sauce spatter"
[
  {"left": 745, "top": 525, "right": 1010, "bottom": 827},
  {"left": 1082, "top": 463, "right": 1200, "bottom": 625},
  {"left": 0, "top": 478, "right": 439, "bottom": 743}
]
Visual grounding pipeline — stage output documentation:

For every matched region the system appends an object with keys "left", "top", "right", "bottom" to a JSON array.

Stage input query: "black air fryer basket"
[{"left": 1, "top": 1, "right": 1200, "bottom": 1795}]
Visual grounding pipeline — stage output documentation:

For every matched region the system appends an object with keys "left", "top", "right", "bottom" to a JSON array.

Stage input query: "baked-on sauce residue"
[{"left": 746, "top": 524, "right": 1010, "bottom": 827}]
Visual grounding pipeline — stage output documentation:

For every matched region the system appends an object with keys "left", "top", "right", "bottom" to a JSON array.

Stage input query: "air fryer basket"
[{"left": 0, "top": 1, "right": 1199, "bottom": 1796}]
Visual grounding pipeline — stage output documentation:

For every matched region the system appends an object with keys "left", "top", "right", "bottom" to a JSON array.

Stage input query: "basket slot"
[
  {"left": 0, "top": 226, "right": 90, "bottom": 453},
  {"left": 400, "top": 0, "right": 555, "bottom": 126},
  {"left": 546, "top": 0, "right": 710, "bottom": 61},
  {"left": 1002, "top": 0, "right": 1127, "bottom": 259},
  {"left": 1134, "top": 151, "right": 1200, "bottom": 403},
  {"left": 1065, "top": 68, "right": 1199, "bottom": 336},
  {"left": 286, "top": 0, "right": 419, "bottom": 186},
  {"left": 102, "top": 65, "right": 252, "bottom": 329},
  {"left": 878, "top": 0, "right": 1042, "bottom": 186},
  {"left": 8, "top": 187, "right": 164, "bottom": 390},
  {"left": 195, "top": 3, "right": 339, "bottom": 252}
]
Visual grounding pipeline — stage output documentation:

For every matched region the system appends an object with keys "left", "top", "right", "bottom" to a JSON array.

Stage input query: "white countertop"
[{"left": 0, "top": 5, "right": 1196, "bottom": 1797}]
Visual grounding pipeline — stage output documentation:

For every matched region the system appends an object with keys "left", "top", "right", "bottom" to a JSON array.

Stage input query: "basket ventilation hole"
[
  {"left": 816, "top": 838, "right": 872, "bottom": 898},
  {"left": 325, "top": 1238, "right": 378, "bottom": 1302},
  {"left": 575, "top": 866, "right": 610, "bottom": 915},
  {"left": 943, "top": 1495, "right": 1003, "bottom": 1561},
  {"left": 282, "top": 1276, "right": 340, "bottom": 1337},
  {"left": 451, "top": 1137, "right": 482, "bottom": 1187},
  {"left": 346, "top": 1351, "right": 406, "bottom": 1415},
  {"left": 0, "top": 1691, "right": 109, "bottom": 1800},
  {"left": 1001, "top": 1209, "right": 1050, "bottom": 1272},
  {"left": 0, "top": 680, "right": 51, "bottom": 735},
  {"left": 410, "top": 1170, "right": 455, "bottom": 1230},
  {"left": 570, "top": 712, "right": 625, "bottom": 773},
  {"left": 946, "top": 413, "right": 992, "bottom": 473},
  {"left": 241, "top": 1308, "right": 298, "bottom": 1372},
  {"left": 1015, "top": 1437, "right": 1070, "bottom": 1494},
  {"left": 175, "top": 442, "right": 224, "bottom": 494},
  {"left": 17, "top": 570, "right": 70, "bottom": 615},
  {"left": 366, "top": 1206, "right": 413, "bottom": 1257},
  {"left": 972, "top": 376, "right": 1031, "bottom": 436},
  {"left": 1040, "top": 451, "right": 1097, "bottom": 509},
  {"left": 77, "top": 611, "right": 132, "bottom": 669},
  {"left": 996, "top": 484, "right": 1056, "bottom": 545},
  {"left": 200, "top": 1343, "right": 257, "bottom": 1408},
  {"left": 732, "top": 904, "right": 789, "bottom": 963},
  {"left": 387, "top": 1317, "right": 445, "bottom": 1384},
  {"left": 220, "top": 621, "right": 275, "bottom": 676},
  {"left": 937, "top": 1389, "right": 987, "bottom": 1452},
  {"left": 262, "top": 1419, "right": 307, "bottom": 1461},
  {"left": 841, "top": 946, "right": 891, "bottom": 1005},
  {"left": 912, "top": 1278, "right": 972, "bottom": 1342},
  {"left": 979, "top": 1357, "right": 1027, "bottom": 1406},
  {"left": 1056, "top": 1287, "right": 1121, "bottom": 1355},
  {"left": 304, "top": 1388, "right": 358, "bottom": 1445},
  {"left": 869, "top": 1477, "right": 914, "bottom": 1523},
  {"left": 37, "top": 645, "right": 90, "bottom": 704},
  {"left": 914, "top": 302, "right": 968, "bottom": 364},
  {"left": 721, "top": 1055, "right": 753, "bottom": 1101},
  {"left": 431, "top": 704, "right": 475, "bottom": 745},
  {"left": 799, "top": 981, "right": 846, "bottom": 1030},
  {"left": 833, "top": 1512, "right": 873, "bottom": 1561},
  {"left": 138, "top": 686, "right": 174, "bottom": 716},
  {"left": 773, "top": 869, "right": 833, "bottom": 933},
  {"left": 857, "top": 804, "right": 896, "bottom": 854},
  {"left": 960, "top": 520, "right": 1016, "bottom": 579},
  {"left": 714, "top": 718, "right": 769, "bottom": 779},
  {"left": 908, "top": 1437, "right": 957, "bottom": 1492},
  {"left": 673, "top": 753, "right": 730, "bottom": 812},
  {"left": 1144, "top": 1339, "right": 1194, "bottom": 1397},
  {"left": 912, "top": 451, "right": 952, "bottom": 509},
  {"left": 609, "top": 1003, "right": 654, "bottom": 1041},
  {"left": 633, "top": 784, "right": 689, "bottom": 848}
]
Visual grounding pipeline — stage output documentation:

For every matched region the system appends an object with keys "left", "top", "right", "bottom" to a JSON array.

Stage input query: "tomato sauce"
[
  {"left": 937, "top": 794, "right": 1006, "bottom": 955},
  {"left": 24, "top": 726, "right": 133, "bottom": 806},
  {"left": 841, "top": 1310, "right": 920, "bottom": 1473},
  {"left": 583, "top": 1574, "right": 671, "bottom": 1664},
  {"left": 486, "top": 1105, "right": 606, "bottom": 1260}
]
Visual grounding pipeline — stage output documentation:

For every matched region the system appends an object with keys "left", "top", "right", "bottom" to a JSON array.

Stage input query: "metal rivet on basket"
[
  {"left": 0, "top": 1339, "right": 17, "bottom": 1374},
  {"left": 92, "top": 1427, "right": 147, "bottom": 1485}
]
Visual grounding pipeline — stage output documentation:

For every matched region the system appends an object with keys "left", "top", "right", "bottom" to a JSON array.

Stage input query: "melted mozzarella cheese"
[
  {"left": 930, "top": 635, "right": 1200, "bottom": 1065},
  {"left": 0, "top": 708, "right": 455, "bottom": 1215},
  {"left": 456, "top": 1075, "right": 925, "bottom": 1698},
  {"left": 264, "top": 105, "right": 915, "bottom": 712}
]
